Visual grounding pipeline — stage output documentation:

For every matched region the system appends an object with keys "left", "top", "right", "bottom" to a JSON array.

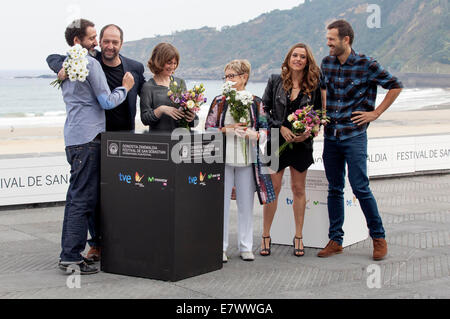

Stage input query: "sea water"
[{"left": 0, "top": 71, "right": 449, "bottom": 129}]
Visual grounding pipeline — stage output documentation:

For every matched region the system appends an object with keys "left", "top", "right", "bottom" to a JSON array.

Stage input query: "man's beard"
[
  {"left": 102, "top": 50, "right": 118, "bottom": 62},
  {"left": 330, "top": 44, "right": 345, "bottom": 57},
  {"left": 80, "top": 42, "right": 98, "bottom": 57}
]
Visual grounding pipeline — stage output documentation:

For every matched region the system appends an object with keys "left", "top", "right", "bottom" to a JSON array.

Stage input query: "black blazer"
[
  {"left": 262, "top": 74, "right": 323, "bottom": 129},
  {"left": 46, "top": 50, "right": 145, "bottom": 130}
]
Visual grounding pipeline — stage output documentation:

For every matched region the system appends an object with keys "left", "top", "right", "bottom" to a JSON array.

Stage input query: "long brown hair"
[{"left": 281, "top": 43, "right": 320, "bottom": 95}]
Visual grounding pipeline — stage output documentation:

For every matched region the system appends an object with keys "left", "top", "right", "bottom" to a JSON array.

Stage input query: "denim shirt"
[{"left": 61, "top": 55, "right": 127, "bottom": 146}]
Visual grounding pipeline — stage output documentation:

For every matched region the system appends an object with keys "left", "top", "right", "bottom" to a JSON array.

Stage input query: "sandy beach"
[{"left": 1, "top": 107, "right": 449, "bottom": 156}]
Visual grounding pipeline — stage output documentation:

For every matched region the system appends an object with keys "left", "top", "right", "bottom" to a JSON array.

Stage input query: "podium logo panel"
[{"left": 107, "top": 140, "right": 169, "bottom": 161}]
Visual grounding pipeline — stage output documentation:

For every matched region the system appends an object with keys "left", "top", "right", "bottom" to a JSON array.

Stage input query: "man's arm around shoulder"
[
  {"left": 46, "top": 54, "right": 65, "bottom": 74},
  {"left": 88, "top": 57, "right": 134, "bottom": 110}
]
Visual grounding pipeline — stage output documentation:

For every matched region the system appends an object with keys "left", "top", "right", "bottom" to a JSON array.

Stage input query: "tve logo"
[
  {"left": 286, "top": 198, "right": 293, "bottom": 205},
  {"left": 119, "top": 173, "right": 132, "bottom": 184},
  {"left": 188, "top": 176, "right": 198, "bottom": 185}
]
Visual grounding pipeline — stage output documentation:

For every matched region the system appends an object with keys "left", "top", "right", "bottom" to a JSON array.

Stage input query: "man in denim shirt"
[
  {"left": 47, "top": 23, "right": 146, "bottom": 263},
  {"left": 319, "top": 20, "right": 403, "bottom": 261},
  {"left": 58, "top": 19, "right": 134, "bottom": 274}
]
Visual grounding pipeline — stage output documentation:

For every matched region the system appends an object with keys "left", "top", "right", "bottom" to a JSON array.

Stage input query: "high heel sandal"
[
  {"left": 260, "top": 236, "right": 272, "bottom": 256},
  {"left": 293, "top": 237, "right": 305, "bottom": 257}
]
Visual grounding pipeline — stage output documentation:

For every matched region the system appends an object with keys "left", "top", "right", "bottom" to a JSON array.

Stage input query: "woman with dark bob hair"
[
  {"left": 260, "top": 43, "right": 324, "bottom": 257},
  {"left": 140, "top": 43, "right": 197, "bottom": 130}
]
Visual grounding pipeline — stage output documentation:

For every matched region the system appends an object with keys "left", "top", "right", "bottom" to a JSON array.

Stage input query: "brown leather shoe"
[
  {"left": 86, "top": 247, "right": 101, "bottom": 262},
  {"left": 317, "top": 240, "right": 343, "bottom": 258},
  {"left": 373, "top": 238, "right": 387, "bottom": 261}
]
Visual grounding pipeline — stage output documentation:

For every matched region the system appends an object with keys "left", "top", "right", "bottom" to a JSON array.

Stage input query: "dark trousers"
[
  {"left": 85, "top": 129, "right": 135, "bottom": 248},
  {"left": 322, "top": 132, "right": 385, "bottom": 246},
  {"left": 87, "top": 204, "right": 100, "bottom": 248},
  {"left": 60, "top": 140, "right": 101, "bottom": 262}
]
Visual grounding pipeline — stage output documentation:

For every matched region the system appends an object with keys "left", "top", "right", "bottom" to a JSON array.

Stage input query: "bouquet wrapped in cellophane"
[
  {"left": 168, "top": 78, "right": 207, "bottom": 129},
  {"left": 277, "top": 105, "right": 329, "bottom": 156}
]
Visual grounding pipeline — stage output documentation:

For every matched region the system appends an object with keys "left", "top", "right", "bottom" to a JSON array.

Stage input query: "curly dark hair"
[
  {"left": 281, "top": 43, "right": 321, "bottom": 96},
  {"left": 65, "top": 19, "right": 95, "bottom": 46}
]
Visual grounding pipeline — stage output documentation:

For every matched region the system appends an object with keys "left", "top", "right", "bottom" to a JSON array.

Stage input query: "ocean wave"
[
  {"left": 377, "top": 88, "right": 450, "bottom": 110},
  {"left": 0, "top": 111, "right": 66, "bottom": 118},
  {"left": 43, "top": 111, "right": 67, "bottom": 117},
  {"left": 0, "top": 115, "right": 66, "bottom": 128},
  {"left": 0, "top": 87, "right": 448, "bottom": 128}
]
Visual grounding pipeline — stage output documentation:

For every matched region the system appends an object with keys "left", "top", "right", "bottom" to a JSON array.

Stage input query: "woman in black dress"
[{"left": 260, "top": 43, "right": 324, "bottom": 257}]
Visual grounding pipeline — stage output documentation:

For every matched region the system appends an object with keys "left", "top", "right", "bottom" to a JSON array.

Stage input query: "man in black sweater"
[{"left": 47, "top": 24, "right": 145, "bottom": 132}]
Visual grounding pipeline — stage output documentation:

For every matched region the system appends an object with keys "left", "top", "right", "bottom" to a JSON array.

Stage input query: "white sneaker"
[
  {"left": 240, "top": 251, "right": 255, "bottom": 261},
  {"left": 223, "top": 251, "right": 228, "bottom": 263}
]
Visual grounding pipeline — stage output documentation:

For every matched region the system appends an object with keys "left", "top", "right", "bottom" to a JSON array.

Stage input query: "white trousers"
[{"left": 223, "top": 164, "right": 256, "bottom": 252}]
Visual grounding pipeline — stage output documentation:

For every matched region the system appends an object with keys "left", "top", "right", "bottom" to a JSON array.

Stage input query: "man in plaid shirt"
[{"left": 318, "top": 20, "right": 403, "bottom": 261}]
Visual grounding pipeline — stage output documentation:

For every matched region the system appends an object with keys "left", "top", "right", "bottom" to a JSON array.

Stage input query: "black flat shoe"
[
  {"left": 293, "top": 237, "right": 305, "bottom": 257},
  {"left": 260, "top": 236, "right": 272, "bottom": 256}
]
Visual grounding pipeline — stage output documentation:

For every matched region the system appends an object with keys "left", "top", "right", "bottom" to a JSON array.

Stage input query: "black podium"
[{"left": 100, "top": 131, "right": 224, "bottom": 281}]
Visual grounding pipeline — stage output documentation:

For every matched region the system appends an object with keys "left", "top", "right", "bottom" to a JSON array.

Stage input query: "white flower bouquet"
[
  {"left": 50, "top": 44, "right": 89, "bottom": 89},
  {"left": 222, "top": 81, "right": 252, "bottom": 124},
  {"left": 222, "top": 81, "right": 254, "bottom": 164}
]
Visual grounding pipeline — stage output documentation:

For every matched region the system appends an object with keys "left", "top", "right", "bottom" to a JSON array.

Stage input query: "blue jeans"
[
  {"left": 60, "top": 140, "right": 101, "bottom": 262},
  {"left": 323, "top": 132, "right": 385, "bottom": 246}
]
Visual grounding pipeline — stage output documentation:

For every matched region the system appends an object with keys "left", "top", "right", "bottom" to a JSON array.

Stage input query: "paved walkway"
[{"left": 0, "top": 174, "right": 449, "bottom": 299}]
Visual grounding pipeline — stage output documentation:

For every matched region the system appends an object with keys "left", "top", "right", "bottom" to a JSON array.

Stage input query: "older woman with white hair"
[{"left": 205, "top": 59, "right": 275, "bottom": 263}]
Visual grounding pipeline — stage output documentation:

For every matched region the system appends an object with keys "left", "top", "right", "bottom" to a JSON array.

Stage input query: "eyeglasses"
[{"left": 222, "top": 73, "right": 244, "bottom": 81}]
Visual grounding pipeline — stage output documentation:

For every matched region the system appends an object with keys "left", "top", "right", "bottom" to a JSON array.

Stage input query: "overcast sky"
[{"left": 0, "top": 0, "right": 304, "bottom": 70}]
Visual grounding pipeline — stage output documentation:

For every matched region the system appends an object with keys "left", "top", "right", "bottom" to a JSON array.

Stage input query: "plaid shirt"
[{"left": 321, "top": 50, "right": 403, "bottom": 141}]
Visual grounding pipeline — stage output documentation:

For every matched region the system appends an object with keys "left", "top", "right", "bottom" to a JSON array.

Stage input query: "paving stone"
[{"left": 0, "top": 174, "right": 449, "bottom": 299}]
